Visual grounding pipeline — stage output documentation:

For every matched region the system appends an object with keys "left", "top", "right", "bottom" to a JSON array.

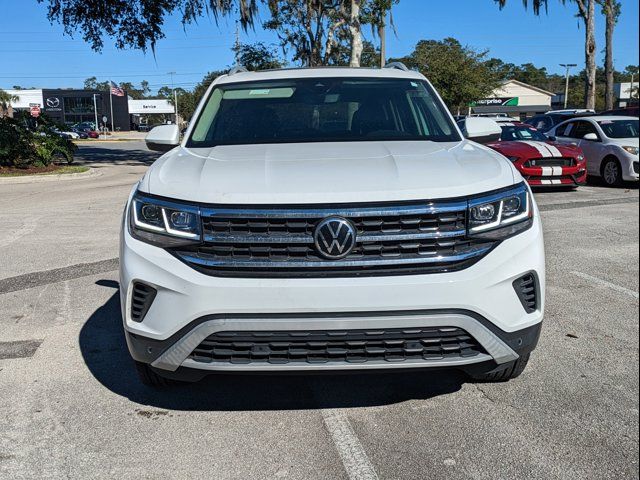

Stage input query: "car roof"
[
  {"left": 214, "top": 67, "right": 426, "bottom": 85},
  {"left": 587, "top": 115, "right": 638, "bottom": 121}
]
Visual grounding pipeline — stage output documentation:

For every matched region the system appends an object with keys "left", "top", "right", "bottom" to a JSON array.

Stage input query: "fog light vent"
[
  {"left": 130, "top": 282, "right": 157, "bottom": 323},
  {"left": 513, "top": 273, "right": 538, "bottom": 314}
]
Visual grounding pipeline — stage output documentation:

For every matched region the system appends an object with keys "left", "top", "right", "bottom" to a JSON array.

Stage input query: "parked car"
[
  {"left": 599, "top": 106, "right": 639, "bottom": 117},
  {"left": 524, "top": 111, "right": 596, "bottom": 133},
  {"left": 51, "top": 128, "right": 80, "bottom": 140},
  {"left": 71, "top": 127, "right": 88, "bottom": 139},
  {"left": 548, "top": 116, "right": 639, "bottom": 186},
  {"left": 121, "top": 66, "right": 545, "bottom": 386},
  {"left": 485, "top": 122, "right": 587, "bottom": 188}
]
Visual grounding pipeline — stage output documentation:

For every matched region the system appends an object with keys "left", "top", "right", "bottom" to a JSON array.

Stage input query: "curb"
[{"left": 0, "top": 167, "right": 101, "bottom": 185}]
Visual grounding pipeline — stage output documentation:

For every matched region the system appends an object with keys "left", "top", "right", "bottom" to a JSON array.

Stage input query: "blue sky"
[{"left": 0, "top": 0, "right": 638, "bottom": 93}]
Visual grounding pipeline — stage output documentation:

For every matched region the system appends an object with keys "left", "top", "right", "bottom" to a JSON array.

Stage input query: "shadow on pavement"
[
  {"left": 74, "top": 145, "right": 160, "bottom": 167},
  {"left": 80, "top": 285, "right": 465, "bottom": 411}
]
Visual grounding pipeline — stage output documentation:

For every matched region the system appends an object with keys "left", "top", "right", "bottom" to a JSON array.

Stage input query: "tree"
[
  {"left": 394, "top": 38, "right": 501, "bottom": 113},
  {"left": 264, "top": 0, "right": 340, "bottom": 66},
  {"left": 495, "top": 0, "right": 548, "bottom": 14},
  {"left": 83, "top": 76, "right": 110, "bottom": 91},
  {"left": 361, "top": 0, "right": 399, "bottom": 67},
  {"left": 598, "top": 0, "right": 621, "bottom": 110},
  {"left": 571, "top": 0, "right": 598, "bottom": 109},
  {"left": 38, "top": 0, "right": 259, "bottom": 52},
  {"left": 233, "top": 42, "right": 285, "bottom": 70},
  {"left": 0, "top": 89, "right": 19, "bottom": 118}
]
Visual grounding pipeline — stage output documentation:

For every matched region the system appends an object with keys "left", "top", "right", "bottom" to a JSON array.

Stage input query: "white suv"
[{"left": 120, "top": 65, "right": 545, "bottom": 385}]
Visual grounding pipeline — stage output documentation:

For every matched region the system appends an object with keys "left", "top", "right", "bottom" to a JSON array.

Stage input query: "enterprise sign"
[{"left": 471, "top": 97, "right": 519, "bottom": 107}]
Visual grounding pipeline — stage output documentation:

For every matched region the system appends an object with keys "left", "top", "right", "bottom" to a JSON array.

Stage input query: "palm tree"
[
  {"left": 598, "top": 0, "right": 621, "bottom": 110},
  {"left": 495, "top": 0, "right": 548, "bottom": 14},
  {"left": 0, "top": 89, "right": 19, "bottom": 118},
  {"left": 496, "top": 0, "right": 598, "bottom": 110}
]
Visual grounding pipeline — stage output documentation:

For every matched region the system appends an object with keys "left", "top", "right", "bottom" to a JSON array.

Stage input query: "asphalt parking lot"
[{"left": 0, "top": 141, "right": 638, "bottom": 480}]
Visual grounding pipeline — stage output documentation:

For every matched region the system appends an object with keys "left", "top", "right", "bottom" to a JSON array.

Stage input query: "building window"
[{"left": 63, "top": 96, "right": 95, "bottom": 115}]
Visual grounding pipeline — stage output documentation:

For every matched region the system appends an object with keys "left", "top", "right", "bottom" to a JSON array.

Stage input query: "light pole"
[
  {"left": 92, "top": 93, "right": 99, "bottom": 132},
  {"left": 560, "top": 63, "right": 577, "bottom": 109},
  {"left": 168, "top": 71, "right": 178, "bottom": 125}
]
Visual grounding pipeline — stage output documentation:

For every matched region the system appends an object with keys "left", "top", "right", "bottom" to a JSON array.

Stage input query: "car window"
[
  {"left": 555, "top": 121, "right": 574, "bottom": 137},
  {"left": 528, "top": 116, "right": 553, "bottom": 131},
  {"left": 567, "top": 121, "right": 597, "bottom": 139},
  {"left": 188, "top": 77, "right": 461, "bottom": 147},
  {"left": 500, "top": 125, "right": 548, "bottom": 142},
  {"left": 596, "top": 119, "right": 639, "bottom": 139}
]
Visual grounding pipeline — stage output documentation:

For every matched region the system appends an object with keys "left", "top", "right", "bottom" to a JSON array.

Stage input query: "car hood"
[
  {"left": 140, "top": 140, "right": 517, "bottom": 204},
  {"left": 606, "top": 137, "right": 639, "bottom": 148},
  {"left": 487, "top": 140, "right": 582, "bottom": 158}
]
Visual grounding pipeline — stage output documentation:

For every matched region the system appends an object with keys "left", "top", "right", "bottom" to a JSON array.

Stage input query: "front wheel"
[
  {"left": 602, "top": 157, "right": 623, "bottom": 186},
  {"left": 134, "top": 361, "right": 177, "bottom": 387},
  {"left": 469, "top": 353, "right": 531, "bottom": 382}
]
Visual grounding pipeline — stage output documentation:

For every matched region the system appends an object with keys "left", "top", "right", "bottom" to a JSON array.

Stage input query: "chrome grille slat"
[{"left": 173, "top": 200, "right": 495, "bottom": 277}]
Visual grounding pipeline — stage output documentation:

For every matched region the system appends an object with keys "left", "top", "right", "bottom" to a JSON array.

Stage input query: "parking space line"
[
  {"left": 321, "top": 409, "right": 379, "bottom": 480},
  {"left": 571, "top": 271, "right": 639, "bottom": 299},
  {"left": 0, "top": 258, "right": 118, "bottom": 295},
  {"left": 537, "top": 197, "right": 638, "bottom": 212}
]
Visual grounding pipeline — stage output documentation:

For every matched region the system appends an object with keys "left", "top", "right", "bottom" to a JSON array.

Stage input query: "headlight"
[
  {"left": 622, "top": 146, "right": 639, "bottom": 156},
  {"left": 129, "top": 192, "right": 201, "bottom": 247},
  {"left": 468, "top": 183, "right": 533, "bottom": 240}
]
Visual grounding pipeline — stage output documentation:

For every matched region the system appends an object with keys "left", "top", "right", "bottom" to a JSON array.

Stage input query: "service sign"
[{"left": 30, "top": 105, "right": 41, "bottom": 117}]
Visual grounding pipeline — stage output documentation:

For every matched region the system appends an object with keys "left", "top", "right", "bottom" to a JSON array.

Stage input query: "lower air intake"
[
  {"left": 513, "top": 273, "right": 538, "bottom": 314},
  {"left": 188, "top": 327, "right": 486, "bottom": 365},
  {"left": 130, "top": 282, "right": 157, "bottom": 323}
]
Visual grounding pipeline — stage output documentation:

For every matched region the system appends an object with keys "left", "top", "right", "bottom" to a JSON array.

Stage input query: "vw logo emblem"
[
  {"left": 313, "top": 217, "right": 357, "bottom": 260},
  {"left": 46, "top": 97, "right": 60, "bottom": 108}
]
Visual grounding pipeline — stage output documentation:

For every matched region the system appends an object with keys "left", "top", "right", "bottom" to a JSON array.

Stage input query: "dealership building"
[
  {"left": 470, "top": 80, "right": 554, "bottom": 119},
  {"left": 5, "top": 88, "right": 175, "bottom": 131}
]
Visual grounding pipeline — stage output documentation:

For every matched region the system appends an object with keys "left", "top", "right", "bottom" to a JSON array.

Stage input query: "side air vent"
[
  {"left": 513, "top": 273, "right": 538, "bottom": 314},
  {"left": 130, "top": 282, "right": 157, "bottom": 323}
]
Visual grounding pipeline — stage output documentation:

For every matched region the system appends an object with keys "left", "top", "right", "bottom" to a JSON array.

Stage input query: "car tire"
[
  {"left": 601, "top": 157, "right": 623, "bottom": 186},
  {"left": 469, "top": 353, "right": 531, "bottom": 382},
  {"left": 134, "top": 361, "right": 177, "bottom": 387}
]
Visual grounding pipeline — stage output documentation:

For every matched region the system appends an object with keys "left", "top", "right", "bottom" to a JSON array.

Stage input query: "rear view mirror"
[
  {"left": 146, "top": 124, "right": 180, "bottom": 152},
  {"left": 583, "top": 133, "right": 599, "bottom": 141},
  {"left": 460, "top": 117, "right": 502, "bottom": 144}
]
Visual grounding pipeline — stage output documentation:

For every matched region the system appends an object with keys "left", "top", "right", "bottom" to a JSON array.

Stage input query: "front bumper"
[
  {"left": 120, "top": 197, "right": 545, "bottom": 375},
  {"left": 622, "top": 157, "right": 639, "bottom": 182},
  {"left": 518, "top": 164, "right": 587, "bottom": 187}
]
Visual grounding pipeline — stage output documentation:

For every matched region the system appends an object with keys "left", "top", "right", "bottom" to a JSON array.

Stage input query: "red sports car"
[{"left": 487, "top": 123, "right": 587, "bottom": 188}]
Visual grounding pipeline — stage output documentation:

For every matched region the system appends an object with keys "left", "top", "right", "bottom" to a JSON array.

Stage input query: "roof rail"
[
  {"left": 228, "top": 65, "right": 249, "bottom": 75},
  {"left": 383, "top": 62, "right": 409, "bottom": 72}
]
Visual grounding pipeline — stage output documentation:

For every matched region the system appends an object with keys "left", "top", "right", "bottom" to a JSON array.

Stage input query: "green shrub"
[{"left": 0, "top": 113, "right": 76, "bottom": 168}]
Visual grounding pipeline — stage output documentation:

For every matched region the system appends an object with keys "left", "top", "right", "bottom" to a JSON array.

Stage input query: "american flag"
[{"left": 110, "top": 81, "right": 125, "bottom": 97}]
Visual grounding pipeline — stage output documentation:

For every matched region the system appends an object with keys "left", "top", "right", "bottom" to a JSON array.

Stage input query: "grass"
[{"left": 0, "top": 165, "right": 89, "bottom": 177}]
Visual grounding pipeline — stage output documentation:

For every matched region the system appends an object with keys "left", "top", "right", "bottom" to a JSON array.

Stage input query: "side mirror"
[
  {"left": 583, "top": 133, "right": 599, "bottom": 142},
  {"left": 460, "top": 117, "right": 502, "bottom": 144},
  {"left": 546, "top": 135, "right": 557, "bottom": 142},
  {"left": 146, "top": 124, "right": 180, "bottom": 152}
]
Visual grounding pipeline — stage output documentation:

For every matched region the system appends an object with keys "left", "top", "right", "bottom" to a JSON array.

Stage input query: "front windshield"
[
  {"left": 500, "top": 125, "right": 549, "bottom": 142},
  {"left": 187, "top": 77, "right": 460, "bottom": 147},
  {"left": 597, "top": 119, "right": 639, "bottom": 139}
]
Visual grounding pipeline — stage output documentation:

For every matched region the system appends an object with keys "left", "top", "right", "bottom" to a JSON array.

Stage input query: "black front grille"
[
  {"left": 634, "top": 162, "right": 639, "bottom": 174},
  {"left": 513, "top": 273, "right": 538, "bottom": 313},
  {"left": 172, "top": 202, "right": 495, "bottom": 278},
  {"left": 188, "top": 327, "right": 486, "bottom": 365},
  {"left": 525, "top": 158, "right": 574, "bottom": 168},
  {"left": 130, "top": 282, "right": 157, "bottom": 322}
]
